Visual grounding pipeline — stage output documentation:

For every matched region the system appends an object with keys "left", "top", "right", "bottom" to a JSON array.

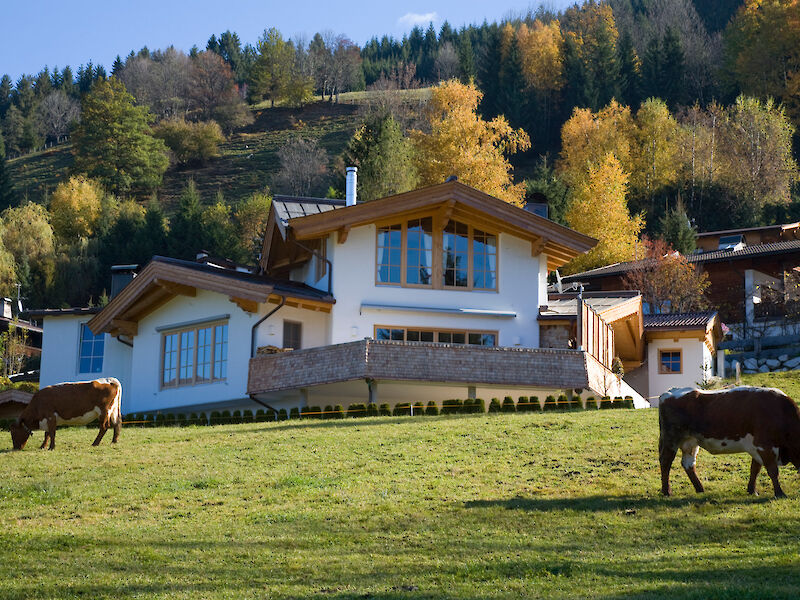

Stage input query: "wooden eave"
[
  {"left": 286, "top": 181, "right": 596, "bottom": 271},
  {"left": 88, "top": 260, "right": 332, "bottom": 336}
]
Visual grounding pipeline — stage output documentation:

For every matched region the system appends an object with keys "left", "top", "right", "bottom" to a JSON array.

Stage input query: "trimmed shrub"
[
  {"left": 347, "top": 403, "right": 367, "bottom": 418},
  {"left": 300, "top": 406, "right": 313, "bottom": 419},
  {"left": 585, "top": 397, "right": 598, "bottom": 410},
  {"left": 392, "top": 403, "right": 409, "bottom": 416},
  {"left": 176, "top": 413, "right": 187, "bottom": 426},
  {"left": 379, "top": 403, "right": 391, "bottom": 416},
  {"left": 277, "top": 408, "right": 288, "bottom": 421},
  {"left": 367, "top": 403, "right": 379, "bottom": 417},
  {"left": 599, "top": 396, "right": 613, "bottom": 409},
  {"left": 425, "top": 401, "right": 439, "bottom": 416},
  {"left": 289, "top": 407, "right": 300, "bottom": 420},
  {"left": 243, "top": 410, "right": 254, "bottom": 423},
  {"left": 154, "top": 413, "right": 166, "bottom": 427},
  {"left": 488, "top": 398, "right": 501, "bottom": 413},
  {"left": 613, "top": 396, "right": 625, "bottom": 409},
  {"left": 255, "top": 409, "right": 266, "bottom": 422},
  {"left": 308, "top": 406, "right": 322, "bottom": 419},
  {"left": 462, "top": 398, "right": 474, "bottom": 413},
  {"left": 413, "top": 402, "right": 424, "bottom": 416},
  {"left": 323, "top": 405, "right": 334, "bottom": 419},
  {"left": 502, "top": 396, "right": 516, "bottom": 413},
  {"left": 473, "top": 398, "right": 486, "bottom": 413},
  {"left": 557, "top": 395, "right": 568, "bottom": 410},
  {"left": 441, "top": 399, "right": 462, "bottom": 415},
  {"left": 623, "top": 396, "right": 634, "bottom": 409},
  {"left": 332, "top": 405, "right": 344, "bottom": 419},
  {"left": 221, "top": 410, "right": 232, "bottom": 424},
  {"left": 232, "top": 410, "right": 242, "bottom": 423},
  {"left": 543, "top": 395, "right": 557, "bottom": 411},
  {"left": 517, "top": 396, "right": 530, "bottom": 412},
  {"left": 188, "top": 412, "right": 198, "bottom": 425}
]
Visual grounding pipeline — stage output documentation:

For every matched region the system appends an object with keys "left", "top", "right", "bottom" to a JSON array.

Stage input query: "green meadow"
[{"left": 2, "top": 402, "right": 800, "bottom": 599}]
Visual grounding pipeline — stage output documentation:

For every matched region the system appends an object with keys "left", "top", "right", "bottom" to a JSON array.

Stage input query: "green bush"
[
  {"left": 277, "top": 408, "right": 288, "bottom": 421},
  {"left": 543, "top": 395, "right": 556, "bottom": 411},
  {"left": 462, "top": 398, "right": 474, "bottom": 413},
  {"left": 441, "top": 399, "right": 462, "bottom": 415},
  {"left": 300, "top": 406, "right": 313, "bottom": 419},
  {"left": 210, "top": 411, "right": 222, "bottom": 424},
  {"left": 502, "top": 396, "right": 516, "bottom": 413},
  {"left": 255, "top": 409, "right": 266, "bottom": 422},
  {"left": 393, "top": 403, "right": 411, "bottom": 416},
  {"left": 586, "top": 397, "right": 598, "bottom": 410},
  {"left": 306, "top": 406, "right": 321, "bottom": 419},
  {"left": 613, "top": 396, "right": 625, "bottom": 409},
  {"left": 289, "top": 407, "right": 300, "bottom": 419},
  {"left": 153, "top": 119, "right": 225, "bottom": 166},
  {"left": 188, "top": 412, "right": 198, "bottom": 424},
  {"left": 232, "top": 410, "right": 242, "bottom": 423},
  {"left": 556, "top": 395, "right": 568, "bottom": 410},
  {"left": 379, "top": 403, "right": 391, "bottom": 416},
  {"left": 425, "top": 401, "right": 439, "bottom": 416},
  {"left": 154, "top": 413, "right": 166, "bottom": 427},
  {"left": 14, "top": 381, "right": 39, "bottom": 394},
  {"left": 198, "top": 412, "right": 208, "bottom": 425},
  {"left": 517, "top": 396, "right": 530, "bottom": 412},
  {"left": 473, "top": 398, "right": 486, "bottom": 413},
  {"left": 623, "top": 396, "right": 634, "bottom": 409},
  {"left": 323, "top": 405, "right": 334, "bottom": 419},
  {"left": 347, "top": 403, "right": 367, "bottom": 418},
  {"left": 243, "top": 410, "right": 254, "bottom": 422},
  {"left": 599, "top": 396, "right": 613, "bottom": 409},
  {"left": 332, "top": 405, "right": 344, "bottom": 419},
  {"left": 413, "top": 402, "right": 424, "bottom": 416},
  {"left": 366, "top": 403, "right": 379, "bottom": 417},
  {"left": 176, "top": 413, "right": 187, "bottom": 426},
  {"left": 221, "top": 410, "right": 232, "bottom": 424},
  {"left": 488, "top": 398, "right": 501, "bottom": 413}
]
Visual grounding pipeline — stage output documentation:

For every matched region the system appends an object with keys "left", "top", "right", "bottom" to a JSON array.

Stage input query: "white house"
[{"left": 33, "top": 178, "right": 708, "bottom": 415}]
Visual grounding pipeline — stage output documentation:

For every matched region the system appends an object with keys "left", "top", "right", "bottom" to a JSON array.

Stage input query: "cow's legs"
[
  {"left": 758, "top": 450, "right": 786, "bottom": 498},
  {"left": 92, "top": 424, "right": 108, "bottom": 446},
  {"left": 39, "top": 432, "right": 50, "bottom": 450},
  {"left": 747, "top": 458, "right": 762, "bottom": 495},
  {"left": 112, "top": 414, "right": 121, "bottom": 443},
  {"left": 659, "top": 436, "right": 678, "bottom": 496},
  {"left": 47, "top": 418, "right": 56, "bottom": 450},
  {"left": 681, "top": 443, "right": 704, "bottom": 493}
]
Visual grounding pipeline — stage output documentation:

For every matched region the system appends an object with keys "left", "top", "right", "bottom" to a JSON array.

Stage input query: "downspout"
[
  {"left": 114, "top": 335, "right": 133, "bottom": 348},
  {"left": 248, "top": 296, "right": 286, "bottom": 419}
]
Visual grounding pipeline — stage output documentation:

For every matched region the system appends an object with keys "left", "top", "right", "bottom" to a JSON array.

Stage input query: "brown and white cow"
[
  {"left": 10, "top": 378, "right": 122, "bottom": 450},
  {"left": 659, "top": 386, "right": 800, "bottom": 498}
]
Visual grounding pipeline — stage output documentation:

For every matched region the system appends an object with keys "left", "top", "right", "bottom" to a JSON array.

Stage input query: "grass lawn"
[{"left": 2, "top": 406, "right": 800, "bottom": 599}]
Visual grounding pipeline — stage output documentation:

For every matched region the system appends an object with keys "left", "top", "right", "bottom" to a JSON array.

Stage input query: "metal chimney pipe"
[{"left": 346, "top": 167, "right": 357, "bottom": 206}]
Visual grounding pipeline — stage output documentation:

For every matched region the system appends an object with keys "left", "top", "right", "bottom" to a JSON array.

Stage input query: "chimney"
[
  {"left": 110, "top": 265, "right": 138, "bottom": 299},
  {"left": 346, "top": 166, "right": 357, "bottom": 206}
]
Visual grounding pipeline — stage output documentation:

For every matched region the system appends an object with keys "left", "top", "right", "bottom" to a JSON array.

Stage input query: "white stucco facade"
[{"left": 647, "top": 335, "right": 714, "bottom": 401}]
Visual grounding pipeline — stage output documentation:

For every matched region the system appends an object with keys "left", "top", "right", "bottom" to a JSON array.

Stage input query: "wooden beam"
[
  {"left": 531, "top": 237, "right": 547, "bottom": 257},
  {"left": 154, "top": 279, "right": 196, "bottom": 297},
  {"left": 230, "top": 297, "right": 258, "bottom": 313},
  {"left": 438, "top": 199, "right": 456, "bottom": 229},
  {"left": 110, "top": 319, "right": 138, "bottom": 336},
  {"left": 337, "top": 225, "right": 350, "bottom": 244}
]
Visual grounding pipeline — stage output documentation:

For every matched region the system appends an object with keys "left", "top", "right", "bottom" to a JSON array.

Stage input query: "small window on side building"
[
  {"left": 79, "top": 323, "right": 104, "bottom": 374},
  {"left": 659, "top": 350, "right": 682, "bottom": 374},
  {"left": 283, "top": 321, "right": 302, "bottom": 350}
]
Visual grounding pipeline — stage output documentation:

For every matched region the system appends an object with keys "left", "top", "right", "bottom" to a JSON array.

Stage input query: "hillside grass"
[
  {"left": 717, "top": 370, "right": 800, "bottom": 398},
  {"left": 2, "top": 407, "right": 800, "bottom": 599}
]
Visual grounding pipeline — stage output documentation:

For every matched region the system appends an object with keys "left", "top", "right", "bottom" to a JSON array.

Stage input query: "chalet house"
[
  {"left": 32, "top": 178, "right": 721, "bottom": 414},
  {"left": 562, "top": 224, "right": 800, "bottom": 338}
]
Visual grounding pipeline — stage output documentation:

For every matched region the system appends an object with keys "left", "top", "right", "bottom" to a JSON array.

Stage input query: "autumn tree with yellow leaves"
[
  {"left": 410, "top": 79, "right": 530, "bottom": 205},
  {"left": 563, "top": 154, "right": 643, "bottom": 274}
]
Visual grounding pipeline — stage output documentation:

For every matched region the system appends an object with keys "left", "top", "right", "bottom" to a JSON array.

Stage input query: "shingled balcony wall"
[{"left": 247, "top": 339, "right": 591, "bottom": 396}]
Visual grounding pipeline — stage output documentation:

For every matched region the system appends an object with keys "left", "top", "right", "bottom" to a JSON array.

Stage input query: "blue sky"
[{"left": 1, "top": 0, "right": 573, "bottom": 81}]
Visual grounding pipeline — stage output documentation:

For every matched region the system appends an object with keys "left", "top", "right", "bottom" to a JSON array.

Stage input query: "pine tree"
[
  {"left": 660, "top": 28, "right": 686, "bottom": 109},
  {"left": 0, "top": 132, "right": 16, "bottom": 210},
  {"left": 168, "top": 180, "right": 205, "bottom": 259},
  {"left": 660, "top": 200, "right": 696, "bottom": 255},
  {"left": 497, "top": 28, "right": 529, "bottom": 129},
  {"left": 457, "top": 31, "right": 476, "bottom": 83},
  {"left": 640, "top": 36, "right": 661, "bottom": 101},
  {"left": 617, "top": 30, "right": 641, "bottom": 108},
  {"left": 111, "top": 55, "right": 124, "bottom": 76}
]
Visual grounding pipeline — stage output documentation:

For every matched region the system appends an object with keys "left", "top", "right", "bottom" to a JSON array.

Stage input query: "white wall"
[
  {"left": 39, "top": 315, "right": 132, "bottom": 408},
  {"left": 254, "top": 302, "right": 330, "bottom": 350},
  {"left": 327, "top": 224, "right": 544, "bottom": 348},
  {"left": 647, "top": 335, "right": 712, "bottom": 399}
]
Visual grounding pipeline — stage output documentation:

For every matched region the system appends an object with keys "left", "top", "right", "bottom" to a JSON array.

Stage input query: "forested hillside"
[{"left": 0, "top": 0, "right": 798, "bottom": 311}]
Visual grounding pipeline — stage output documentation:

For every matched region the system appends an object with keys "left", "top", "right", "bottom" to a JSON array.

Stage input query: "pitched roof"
[
  {"left": 284, "top": 180, "right": 597, "bottom": 272},
  {"left": 539, "top": 292, "right": 641, "bottom": 321},
  {"left": 696, "top": 222, "right": 799, "bottom": 238},
  {"left": 643, "top": 311, "right": 717, "bottom": 330},
  {"left": 272, "top": 196, "right": 345, "bottom": 228},
  {"left": 563, "top": 239, "right": 800, "bottom": 281},
  {"left": 88, "top": 256, "right": 334, "bottom": 336}
]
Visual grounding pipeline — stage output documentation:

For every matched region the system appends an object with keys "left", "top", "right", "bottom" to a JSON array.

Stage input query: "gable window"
[
  {"left": 161, "top": 320, "right": 228, "bottom": 389},
  {"left": 78, "top": 323, "right": 104, "bottom": 374},
  {"left": 659, "top": 350, "right": 682, "bottom": 374},
  {"left": 377, "top": 216, "right": 498, "bottom": 291},
  {"left": 283, "top": 320, "right": 302, "bottom": 349},
  {"left": 375, "top": 326, "right": 497, "bottom": 346}
]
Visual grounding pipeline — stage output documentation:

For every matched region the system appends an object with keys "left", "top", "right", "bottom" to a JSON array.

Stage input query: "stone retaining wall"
[{"left": 729, "top": 354, "right": 800, "bottom": 375}]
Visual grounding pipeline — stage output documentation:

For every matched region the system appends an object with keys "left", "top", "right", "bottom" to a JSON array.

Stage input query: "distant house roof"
[
  {"left": 563, "top": 239, "right": 800, "bottom": 282},
  {"left": 27, "top": 307, "right": 102, "bottom": 318},
  {"left": 644, "top": 311, "right": 718, "bottom": 330},
  {"left": 696, "top": 222, "right": 800, "bottom": 238},
  {"left": 272, "top": 196, "right": 345, "bottom": 228},
  {"left": 539, "top": 291, "right": 641, "bottom": 321}
]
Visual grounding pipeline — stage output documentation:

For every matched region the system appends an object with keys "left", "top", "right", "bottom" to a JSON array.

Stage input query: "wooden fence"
[{"left": 578, "top": 299, "right": 614, "bottom": 370}]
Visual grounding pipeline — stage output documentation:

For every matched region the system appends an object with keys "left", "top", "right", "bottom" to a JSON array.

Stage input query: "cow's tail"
[{"left": 109, "top": 377, "right": 122, "bottom": 426}]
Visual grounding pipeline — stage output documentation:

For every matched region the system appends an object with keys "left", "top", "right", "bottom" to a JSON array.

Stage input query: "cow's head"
[{"left": 10, "top": 419, "right": 32, "bottom": 450}]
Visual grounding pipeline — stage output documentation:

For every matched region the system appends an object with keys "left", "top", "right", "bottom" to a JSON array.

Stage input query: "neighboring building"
[
  {"left": 34, "top": 179, "right": 719, "bottom": 414},
  {"left": 2, "top": 297, "right": 43, "bottom": 379},
  {"left": 694, "top": 222, "right": 800, "bottom": 253},
  {"left": 562, "top": 231, "right": 800, "bottom": 336}
]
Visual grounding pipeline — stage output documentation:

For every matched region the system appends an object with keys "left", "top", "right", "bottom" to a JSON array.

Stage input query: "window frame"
[
  {"left": 282, "top": 320, "right": 303, "bottom": 350},
  {"left": 375, "top": 213, "right": 499, "bottom": 292},
  {"left": 373, "top": 325, "right": 498, "bottom": 347},
  {"left": 658, "top": 349, "right": 683, "bottom": 374},
  {"left": 160, "top": 319, "right": 229, "bottom": 390},
  {"left": 78, "top": 322, "right": 105, "bottom": 374}
]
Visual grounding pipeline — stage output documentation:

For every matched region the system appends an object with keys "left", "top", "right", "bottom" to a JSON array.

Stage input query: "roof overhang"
[
  {"left": 285, "top": 181, "right": 596, "bottom": 272},
  {"left": 645, "top": 313, "right": 722, "bottom": 354},
  {"left": 88, "top": 259, "right": 333, "bottom": 336}
]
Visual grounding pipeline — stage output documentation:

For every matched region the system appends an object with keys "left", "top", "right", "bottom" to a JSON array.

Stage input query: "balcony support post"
[{"left": 366, "top": 378, "right": 378, "bottom": 404}]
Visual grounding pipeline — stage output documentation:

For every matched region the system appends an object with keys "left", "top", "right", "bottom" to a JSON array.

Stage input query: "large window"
[
  {"left": 78, "top": 323, "right": 104, "bottom": 374},
  {"left": 377, "top": 216, "right": 497, "bottom": 290},
  {"left": 375, "top": 326, "right": 497, "bottom": 346},
  {"left": 658, "top": 350, "right": 682, "bottom": 374},
  {"left": 162, "top": 321, "right": 228, "bottom": 388}
]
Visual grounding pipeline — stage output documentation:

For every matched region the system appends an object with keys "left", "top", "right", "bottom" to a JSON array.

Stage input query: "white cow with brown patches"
[
  {"left": 10, "top": 378, "right": 122, "bottom": 450},
  {"left": 659, "top": 386, "right": 800, "bottom": 498}
]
